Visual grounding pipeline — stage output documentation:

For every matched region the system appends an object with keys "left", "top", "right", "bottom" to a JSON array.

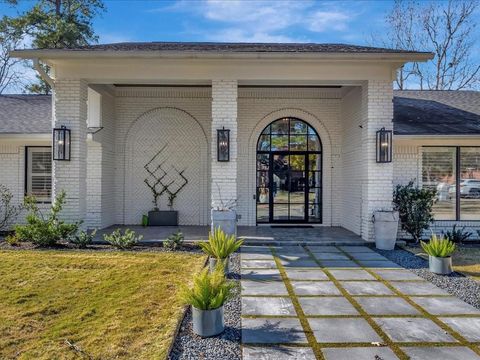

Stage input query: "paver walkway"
[{"left": 240, "top": 245, "right": 480, "bottom": 360}]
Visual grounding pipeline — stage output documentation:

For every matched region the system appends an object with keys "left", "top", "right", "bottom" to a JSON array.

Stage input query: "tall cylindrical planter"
[
  {"left": 211, "top": 210, "right": 237, "bottom": 237},
  {"left": 209, "top": 257, "right": 230, "bottom": 274},
  {"left": 429, "top": 255, "right": 453, "bottom": 275},
  {"left": 192, "top": 306, "right": 224, "bottom": 337},
  {"left": 373, "top": 210, "right": 399, "bottom": 250}
]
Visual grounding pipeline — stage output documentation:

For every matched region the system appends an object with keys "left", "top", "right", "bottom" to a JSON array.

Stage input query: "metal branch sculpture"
[{"left": 163, "top": 167, "right": 189, "bottom": 210}]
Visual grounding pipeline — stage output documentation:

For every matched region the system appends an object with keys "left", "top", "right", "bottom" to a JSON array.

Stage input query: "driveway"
[{"left": 240, "top": 245, "right": 480, "bottom": 360}]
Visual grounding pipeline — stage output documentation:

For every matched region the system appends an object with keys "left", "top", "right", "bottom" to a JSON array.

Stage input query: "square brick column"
[
  {"left": 52, "top": 79, "right": 88, "bottom": 223},
  {"left": 211, "top": 80, "right": 238, "bottom": 208},
  {"left": 361, "top": 80, "right": 394, "bottom": 241}
]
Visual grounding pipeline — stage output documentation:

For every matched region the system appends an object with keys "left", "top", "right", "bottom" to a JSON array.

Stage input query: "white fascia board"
[{"left": 0, "top": 133, "right": 50, "bottom": 140}]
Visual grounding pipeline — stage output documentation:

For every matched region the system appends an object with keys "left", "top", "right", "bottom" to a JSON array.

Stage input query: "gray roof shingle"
[
  {"left": 25, "top": 42, "right": 428, "bottom": 54},
  {"left": 0, "top": 95, "right": 51, "bottom": 134}
]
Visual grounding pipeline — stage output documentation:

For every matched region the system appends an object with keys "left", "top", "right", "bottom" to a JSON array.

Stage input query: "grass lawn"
[
  {"left": 403, "top": 244, "right": 480, "bottom": 280},
  {"left": 0, "top": 250, "right": 206, "bottom": 359}
]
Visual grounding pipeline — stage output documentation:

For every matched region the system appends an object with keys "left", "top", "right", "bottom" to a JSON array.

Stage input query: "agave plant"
[
  {"left": 181, "top": 266, "right": 235, "bottom": 310},
  {"left": 199, "top": 227, "right": 243, "bottom": 259},
  {"left": 421, "top": 233, "right": 456, "bottom": 258}
]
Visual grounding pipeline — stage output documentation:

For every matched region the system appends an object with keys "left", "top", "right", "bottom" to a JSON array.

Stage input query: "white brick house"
[{"left": 3, "top": 42, "right": 479, "bottom": 241}]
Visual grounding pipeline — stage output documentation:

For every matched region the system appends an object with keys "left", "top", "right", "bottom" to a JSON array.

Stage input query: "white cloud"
[{"left": 307, "top": 11, "right": 351, "bottom": 32}]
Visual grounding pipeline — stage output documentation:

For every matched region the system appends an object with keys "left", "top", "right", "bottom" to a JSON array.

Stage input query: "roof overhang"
[
  {"left": 0, "top": 133, "right": 50, "bottom": 140},
  {"left": 11, "top": 49, "right": 434, "bottom": 64}
]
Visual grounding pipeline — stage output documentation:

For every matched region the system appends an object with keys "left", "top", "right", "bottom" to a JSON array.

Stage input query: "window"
[
  {"left": 422, "top": 146, "right": 480, "bottom": 221},
  {"left": 26, "top": 147, "right": 52, "bottom": 202}
]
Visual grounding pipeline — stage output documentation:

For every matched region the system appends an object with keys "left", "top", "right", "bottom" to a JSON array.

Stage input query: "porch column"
[
  {"left": 52, "top": 79, "right": 88, "bottom": 223},
  {"left": 211, "top": 80, "right": 238, "bottom": 208},
  {"left": 361, "top": 80, "right": 394, "bottom": 241}
]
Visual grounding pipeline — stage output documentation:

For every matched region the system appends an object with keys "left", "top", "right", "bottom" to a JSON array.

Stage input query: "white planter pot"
[
  {"left": 209, "top": 256, "right": 230, "bottom": 274},
  {"left": 373, "top": 210, "right": 399, "bottom": 250},
  {"left": 429, "top": 255, "right": 453, "bottom": 275},
  {"left": 192, "top": 306, "right": 224, "bottom": 337},
  {"left": 211, "top": 209, "right": 237, "bottom": 237}
]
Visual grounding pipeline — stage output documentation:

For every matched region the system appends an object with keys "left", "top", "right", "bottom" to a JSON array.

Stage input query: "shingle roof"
[
  {"left": 393, "top": 93, "right": 480, "bottom": 135},
  {"left": 27, "top": 42, "right": 427, "bottom": 54},
  {"left": 0, "top": 95, "right": 51, "bottom": 134}
]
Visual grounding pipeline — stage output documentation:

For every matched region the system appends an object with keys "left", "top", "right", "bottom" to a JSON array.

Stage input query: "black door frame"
[{"left": 256, "top": 117, "right": 323, "bottom": 225}]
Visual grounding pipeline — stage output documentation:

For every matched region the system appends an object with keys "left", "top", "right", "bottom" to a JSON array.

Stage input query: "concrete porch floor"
[{"left": 94, "top": 225, "right": 365, "bottom": 245}]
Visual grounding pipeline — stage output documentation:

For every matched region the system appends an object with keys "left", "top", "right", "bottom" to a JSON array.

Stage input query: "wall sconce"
[
  {"left": 376, "top": 127, "right": 392, "bottom": 163},
  {"left": 53, "top": 125, "right": 71, "bottom": 161},
  {"left": 217, "top": 127, "right": 230, "bottom": 162}
]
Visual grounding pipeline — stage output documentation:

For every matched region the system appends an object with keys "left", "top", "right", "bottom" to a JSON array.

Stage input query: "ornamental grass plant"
[
  {"left": 181, "top": 266, "right": 235, "bottom": 310},
  {"left": 199, "top": 227, "right": 243, "bottom": 259},
  {"left": 421, "top": 233, "right": 456, "bottom": 258}
]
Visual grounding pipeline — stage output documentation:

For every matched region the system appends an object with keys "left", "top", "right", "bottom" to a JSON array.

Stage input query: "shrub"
[
  {"left": 70, "top": 229, "right": 97, "bottom": 249},
  {"left": 421, "top": 234, "right": 456, "bottom": 258},
  {"left": 393, "top": 181, "right": 436, "bottom": 243},
  {"left": 103, "top": 228, "right": 142, "bottom": 250},
  {"left": 0, "top": 184, "right": 23, "bottom": 232},
  {"left": 5, "top": 233, "right": 19, "bottom": 246},
  {"left": 442, "top": 224, "right": 472, "bottom": 244},
  {"left": 199, "top": 227, "right": 243, "bottom": 259},
  {"left": 181, "top": 266, "right": 235, "bottom": 310},
  {"left": 14, "top": 191, "right": 80, "bottom": 247},
  {"left": 163, "top": 230, "right": 184, "bottom": 250}
]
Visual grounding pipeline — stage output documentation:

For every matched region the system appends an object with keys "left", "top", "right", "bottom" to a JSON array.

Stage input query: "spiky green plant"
[
  {"left": 181, "top": 266, "right": 235, "bottom": 310},
  {"left": 199, "top": 227, "right": 243, "bottom": 259},
  {"left": 421, "top": 233, "right": 456, "bottom": 258}
]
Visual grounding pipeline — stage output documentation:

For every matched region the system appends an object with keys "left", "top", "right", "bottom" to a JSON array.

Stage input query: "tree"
[
  {"left": 373, "top": 0, "right": 480, "bottom": 90},
  {"left": 1, "top": 0, "right": 105, "bottom": 94},
  {"left": 0, "top": 22, "right": 23, "bottom": 94}
]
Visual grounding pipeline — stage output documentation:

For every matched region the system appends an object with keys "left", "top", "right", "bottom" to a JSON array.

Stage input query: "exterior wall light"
[
  {"left": 53, "top": 125, "right": 71, "bottom": 161},
  {"left": 217, "top": 127, "right": 230, "bottom": 162},
  {"left": 376, "top": 127, "right": 393, "bottom": 163}
]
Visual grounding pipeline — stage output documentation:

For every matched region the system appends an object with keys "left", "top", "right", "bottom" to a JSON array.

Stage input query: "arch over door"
[
  {"left": 256, "top": 117, "right": 322, "bottom": 223},
  {"left": 124, "top": 108, "right": 208, "bottom": 225}
]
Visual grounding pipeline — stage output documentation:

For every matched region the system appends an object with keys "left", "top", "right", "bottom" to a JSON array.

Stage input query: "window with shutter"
[{"left": 26, "top": 147, "right": 52, "bottom": 203}]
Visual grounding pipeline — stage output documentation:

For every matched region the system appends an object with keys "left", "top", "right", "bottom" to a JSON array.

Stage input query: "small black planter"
[{"left": 148, "top": 210, "right": 178, "bottom": 226}]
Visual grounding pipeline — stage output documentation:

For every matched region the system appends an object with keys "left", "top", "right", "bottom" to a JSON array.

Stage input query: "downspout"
[{"left": 32, "top": 58, "right": 54, "bottom": 88}]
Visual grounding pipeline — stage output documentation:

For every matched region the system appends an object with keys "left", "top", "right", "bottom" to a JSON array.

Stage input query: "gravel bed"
[
  {"left": 169, "top": 253, "right": 241, "bottom": 360},
  {"left": 375, "top": 247, "right": 480, "bottom": 309}
]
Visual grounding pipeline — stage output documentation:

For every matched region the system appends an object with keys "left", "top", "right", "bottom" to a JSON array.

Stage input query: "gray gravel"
[
  {"left": 169, "top": 253, "right": 241, "bottom": 360},
  {"left": 375, "top": 247, "right": 480, "bottom": 309}
]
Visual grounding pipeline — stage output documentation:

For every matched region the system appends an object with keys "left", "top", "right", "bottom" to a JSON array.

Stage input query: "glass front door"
[{"left": 256, "top": 117, "right": 322, "bottom": 224}]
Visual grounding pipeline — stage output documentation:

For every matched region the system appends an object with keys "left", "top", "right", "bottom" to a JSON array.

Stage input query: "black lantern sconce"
[
  {"left": 217, "top": 127, "right": 230, "bottom": 162},
  {"left": 376, "top": 127, "right": 393, "bottom": 163},
  {"left": 53, "top": 125, "right": 71, "bottom": 161}
]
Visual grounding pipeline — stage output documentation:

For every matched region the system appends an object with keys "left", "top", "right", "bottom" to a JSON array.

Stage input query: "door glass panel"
[
  {"left": 290, "top": 120, "right": 308, "bottom": 134},
  {"left": 290, "top": 135, "right": 307, "bottom": 151},
  {"left": 257, "top": 204, "right": 269, "bottom": 222},
  {"left": 257, "top": 171, "right": 269, "bottom": 188},
  {"left": 309, "top": 171, "right": 321, "bottom": 189},
  {"left": 309, "top": 154, "right": 321, "bottom": 171},
  {"left": 289, "top": 204, "right": 305, "bottom": 220},
  {"left": 290, "top": 155, "right": 305, "bottom": 170},
  {"left": 290, "top": 170, "right": 306, "bottom": 203},
  {"left": 308, "top": 135, "right": 321, "bottom": 151},
  {"left": 271, "top": 119, "right": 289, "bottom": 134},
  {"left": 309, "top": 203, "right": 321, "bottom": 222},
  {"left": 257, "top": 154, "right": 269, "bottom": 170},
  {"left": 273, "top": 204, "right": 289, "bottom": 220},
  {"left": 257, "top": 135, "right": 270, "bottom": 151},
  {"left": 271, "top": 135, "right": 289, "bottom": 151}
]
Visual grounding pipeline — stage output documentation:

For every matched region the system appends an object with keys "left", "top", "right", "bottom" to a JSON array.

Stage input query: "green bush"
[
  {"left": 70, "top": 229, "right": 97, "bottom": 249},
  {"left": 181, "top": 266, "right": 235, "bottom": 310},
  {"left": 163, "top": 230, "right": 184, "bottom": 250},
  {"left": 442, "top": 224, "right": 472, "bottom": 244},
  {"left": 103, "top": 228, "right": 142, "bottom": 250},
  {"left": 4, "top": 233, "right": 19, "bottom": 246},
  {"left": 15, "top": 191, "right": 80, "bottom": 247},
  {"left": 421, "top": 234, "right": 456, "bottom": 257},
  {"left": 393, "top": 181, "right": 436, "bottom": 243},
  {"left": 199, "top": 227, "right": 243, "bottom": 259}
]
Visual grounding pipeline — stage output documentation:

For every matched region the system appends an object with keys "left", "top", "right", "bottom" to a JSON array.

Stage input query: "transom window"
[{"left": 26, "top": 147, "right": 52, "bottom": 203}]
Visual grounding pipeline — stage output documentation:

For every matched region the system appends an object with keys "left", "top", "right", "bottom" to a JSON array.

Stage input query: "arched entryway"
[{"left": 256, "top": 117, "right": 322, "bottom": 224}]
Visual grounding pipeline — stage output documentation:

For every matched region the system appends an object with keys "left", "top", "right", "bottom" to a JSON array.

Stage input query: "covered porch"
[{"left": 94, "top": 225, "right": 365, "bottom": 245}]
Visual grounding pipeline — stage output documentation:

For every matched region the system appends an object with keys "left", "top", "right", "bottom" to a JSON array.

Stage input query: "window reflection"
[{"left": 460, "top": 148, "right": 480, "bottom": 220}]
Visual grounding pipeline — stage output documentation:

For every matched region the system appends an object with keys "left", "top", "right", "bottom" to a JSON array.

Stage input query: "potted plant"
[
  {"left": 421, "top": 234, "right": 456, "bottom": 275},
  {"left": 211, "top": 183, "right": 237, "bottom": 236},
  {"left": 372, "top": 209, "right": 399, "bottom": 250},
  {"left": 199, "top": 227, "right": 243, "bottom": 273},
  {"left": 181, "top": 266, "right": 235, "bottom": 337}
]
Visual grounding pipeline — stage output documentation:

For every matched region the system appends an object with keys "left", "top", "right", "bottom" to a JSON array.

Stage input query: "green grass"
[{"left": 0, "top": 250, "right": 206, "bottom": 359}]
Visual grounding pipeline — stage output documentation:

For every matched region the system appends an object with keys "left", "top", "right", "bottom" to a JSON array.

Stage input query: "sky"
[{"left": 1, "top": 0, "right": 395, "bottom": 46}]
